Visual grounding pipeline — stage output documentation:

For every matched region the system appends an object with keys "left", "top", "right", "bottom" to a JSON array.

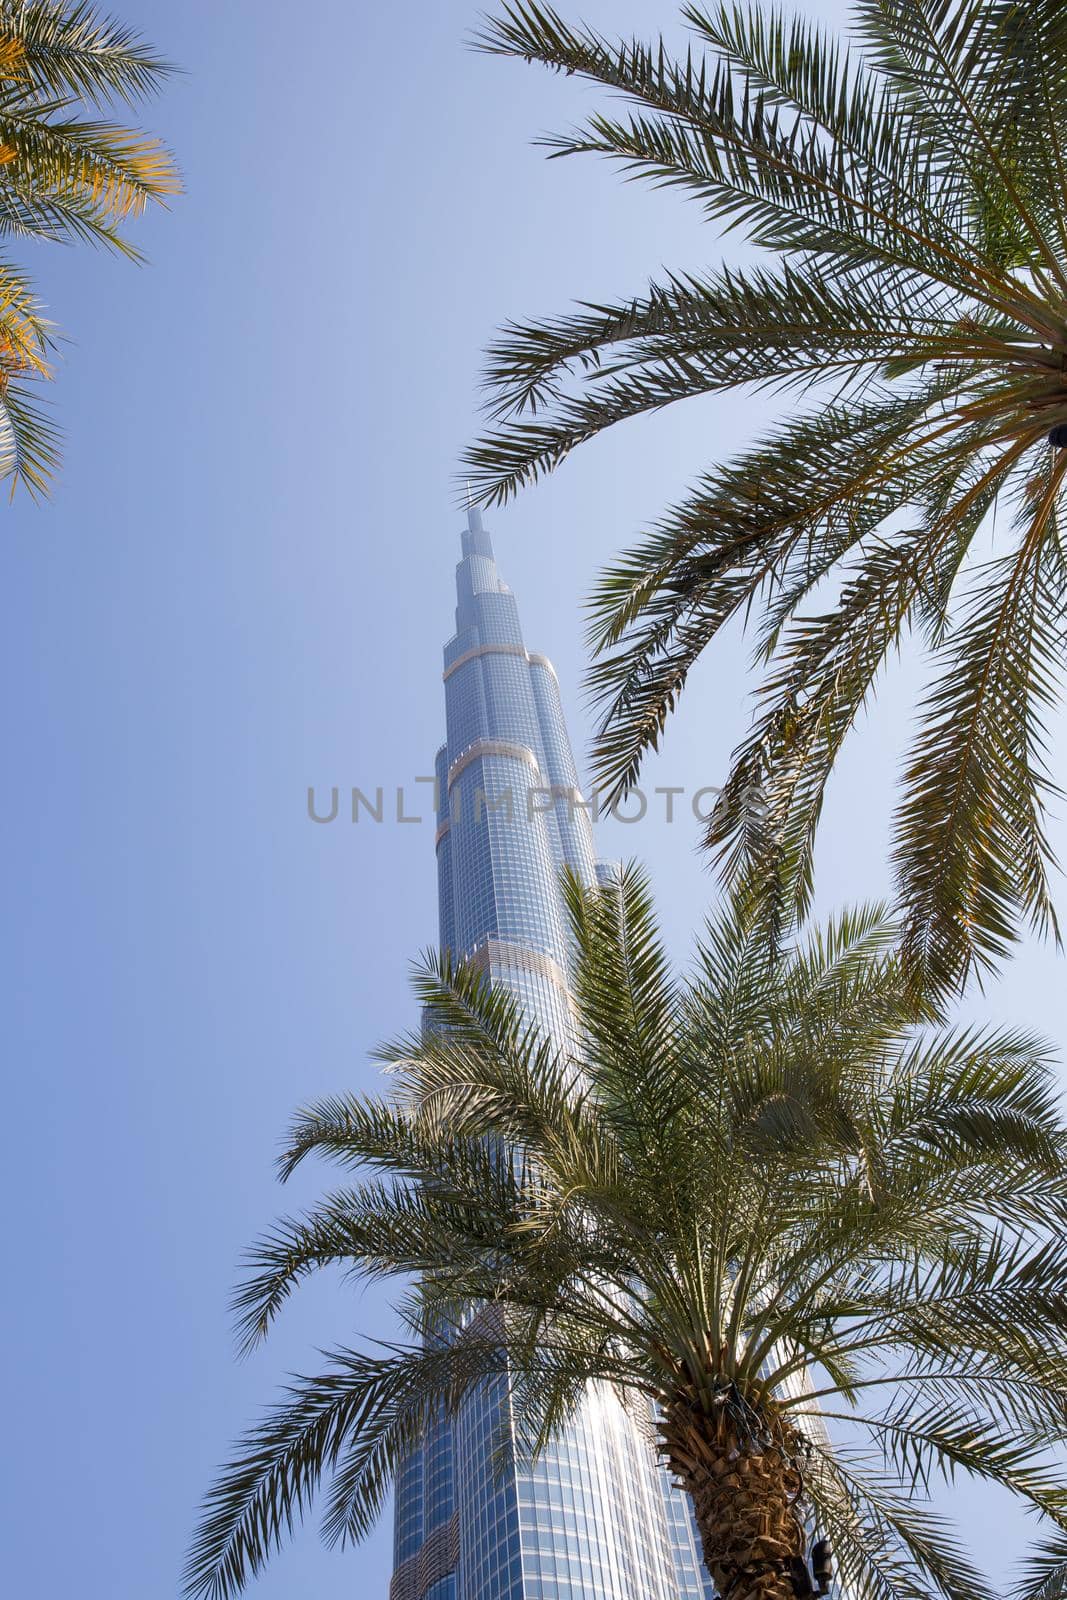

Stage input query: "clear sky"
[{"left": 3, "top": 3, "right": 1064, "bottom": 1597}]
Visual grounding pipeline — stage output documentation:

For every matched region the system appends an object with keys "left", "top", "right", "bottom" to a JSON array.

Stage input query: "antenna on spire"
[{"left": 465, "top": 481, "right": 484, "bottom": 537}]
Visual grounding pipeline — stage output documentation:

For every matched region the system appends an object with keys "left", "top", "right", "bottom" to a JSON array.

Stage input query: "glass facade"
[{"left": 390, "top": 507, "right": 713, "bottom": 1600}]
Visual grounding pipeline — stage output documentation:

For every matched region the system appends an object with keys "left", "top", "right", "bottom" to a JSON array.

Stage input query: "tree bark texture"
[{"left": 662, "top": 1402, "right": 808, "bottom": 1600}]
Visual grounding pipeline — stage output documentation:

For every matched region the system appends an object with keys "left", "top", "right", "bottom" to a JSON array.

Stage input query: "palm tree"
[
  {"left": 0, "top": 1, "right": 178, "bottom": 496},
  {"left": 463, "top": 1, "right": 1067, "bottom": 996},
  {"left": 186, "top": 867, "right": 1067, "bottom": 1600}
]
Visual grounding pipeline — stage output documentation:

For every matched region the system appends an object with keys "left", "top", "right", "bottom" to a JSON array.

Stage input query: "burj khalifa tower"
[{"left": 388, "top": 506, "right": 713, "bottom": 1600}]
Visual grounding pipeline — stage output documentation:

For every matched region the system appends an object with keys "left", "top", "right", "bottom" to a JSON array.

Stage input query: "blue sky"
[{"left": 2, "top": 2, "right": 1064, "bottom": 1596}]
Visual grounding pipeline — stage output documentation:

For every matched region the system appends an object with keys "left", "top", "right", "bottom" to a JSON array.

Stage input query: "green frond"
[
  {"left": 184, "top": 1340, "right": 509, "bottom": 1600},
  {"left": 0, "top": 371, "right": 60, "bottom": 496},
  {"left": 231, "top": 1173, "right": 527, "bottom": 1358},
  {"left": 895, "top": 457, "right": 1067, "bottom": 995},
  {"left": 804, "top": 1440, "right": 996, "bottom": 1600},
  {"left": 466, "top": 259, "right": 977, "bottom": 505},
  {"left": 193, "top": 872, "right": 1067, "bottom": 1594},
  {"left": 473, "top": 4, "right": 1008, "bottom": 299},
  {"left": 0, "top": 2, "right": 177, "bottom": 497},
  {"left": 479, "top": 260, "right": 954, "bottom": 422},
  {"left": 863, "top": 1397, "right": 1067, "bottom": 1507},
  {"left": 0, "top": 0, "right": 173, "bottom": 104},
  {"left": 1013, "top": 1529, "right": 1067, "bottom": 1600},
  {"left": 853, "top": 0, "right": 1067, "bottom": 280},
  {"left": 583, "top": 381, "right": 945, "bottom": 806},
  {"left": 278, "top": 1091, "right": 444, "bottom": 1181},
  {"left": 564, "top": 861, "right": 676, "bottom": 1081},
  {"left": 705, "top": 438, "right": 1018, "bottom": 934},
  {"left": 467, "top": 0, "right": 1067, "bottom": 972}
]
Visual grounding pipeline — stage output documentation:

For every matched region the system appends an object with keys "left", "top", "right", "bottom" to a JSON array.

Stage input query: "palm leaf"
[
  {"left": 462, "top": 1, "right": 1067, "bottom": 991},
  {"left": 0, "top": 1, "right": 177, "bottom": 495},
  {"left": 189, "top": 880, "right": 1067, "bottom": 1595}
]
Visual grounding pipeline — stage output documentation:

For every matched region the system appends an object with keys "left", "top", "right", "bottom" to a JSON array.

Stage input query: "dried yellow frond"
[
  {"left": 0, "top": 266, "right": 52, "bottom": 379},
  {"left": 60, "top": 133, "right": 182, "bottom": 222},
  {"left": 0, "top": 36, "right": 25, "bottom": 83}
]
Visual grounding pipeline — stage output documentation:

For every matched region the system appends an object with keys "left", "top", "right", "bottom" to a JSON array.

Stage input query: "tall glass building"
[{"left": 389, "top": 506, "right": 713, "bottom": 1600}]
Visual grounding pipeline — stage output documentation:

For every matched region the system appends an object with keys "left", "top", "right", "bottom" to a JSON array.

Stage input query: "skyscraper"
[{"left": 389, "top": 506, "right": 713, "bottom": 1600}]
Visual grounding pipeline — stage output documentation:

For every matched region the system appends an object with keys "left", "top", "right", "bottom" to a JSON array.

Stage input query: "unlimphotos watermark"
[{"left": 306, "top": 779, "right": 756, "bottom": 828}]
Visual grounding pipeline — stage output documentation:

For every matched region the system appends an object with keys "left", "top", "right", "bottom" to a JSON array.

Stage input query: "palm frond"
[
  {"left": 0, "top": 2, "right": 177, "bottom": 496},
  {"left": 584, "top": 380, "right": 949, "bottom": 806},
  {"left": 192, "top": 876, "right": 1067, "bottom": 1595},
  {"left": 467, "top": 0, "right": 1067, "bottom": 980},
  {"left": 895, "top": 456, "right": 1067, "bottom": 993},
  {"left": 804, "top": 1439, "right": 996, "bottom": 1600},
  {"left": 1013, "top": 1529, "right": 1067, "bottom": 1600},
  {"left": 473, "top": 4, "right": 1013, "bottom": 298},
  {"left": 0, "top": 369, "right": 59, "bottom": 496},
  {"left": 0, "top": 0, "right": 173, "bottom": 104},
  {"left": 184, "top": 1340, "right": 507, "bottom": 1600}
]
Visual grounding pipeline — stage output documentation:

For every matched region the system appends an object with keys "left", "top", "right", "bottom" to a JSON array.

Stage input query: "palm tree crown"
[
  {"left": 0, "top": 0, "right": 178, "bottom": 495},
  {"left": 464, "top": 1, "right": 1067, "bottom": 996},
  {"left": 187, "top": 868, "right": 1067, "bottom": 1600}
]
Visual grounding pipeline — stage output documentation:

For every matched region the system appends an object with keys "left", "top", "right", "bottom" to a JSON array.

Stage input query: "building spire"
[
  {"left": 461, "top": 490, "right": 492, "bottom": 558},
  {"left": 465, "top": 480, "right": 485, "bottom": 535}
]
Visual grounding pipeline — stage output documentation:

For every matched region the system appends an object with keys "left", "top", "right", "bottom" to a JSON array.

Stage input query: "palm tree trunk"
[{"left": 661, "top": 1405, "right": 807, "bottom": 1600}]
